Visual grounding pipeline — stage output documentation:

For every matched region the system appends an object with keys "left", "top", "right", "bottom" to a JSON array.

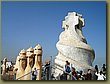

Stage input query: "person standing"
[
  {"left": 95, "top": 65, "right": 99, "bottom": 73},
  {"left": 64, "top": 61, "right": 71, "bottom": 80},
  {"left": 85, "top": 69, "right": 92, "bottom": 80},
  {"left": 94, "top": 65, "right": 98, "bottom": 80},
  {"left": 95, "top": 71, "right": 106, "bottom": 80},
  {"left": 32, "top": 68, "right": 38, "bottom": 80},
  {"left": 101, "top": 64, "right": 106, "bottom": 76},
  {"left": 72, "top": 67, "right": 77, "bottom": 80},
  {"left": 44, "top": 61, "right": 50, "bottom": 80},
  {"left": 32, "top": 71, "right": 36, "bottom": 80}
]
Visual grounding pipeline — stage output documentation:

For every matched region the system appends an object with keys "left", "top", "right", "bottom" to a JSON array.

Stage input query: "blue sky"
[{"left": 2, "top": 1, "right": 106, "bottom": 67}]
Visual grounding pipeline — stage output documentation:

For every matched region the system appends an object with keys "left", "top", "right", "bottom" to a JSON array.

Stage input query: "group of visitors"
[
  {"left": 94, "top": 64, "right": 106, "bottom": 80},
  {"left": 60, "top": 60, "right": 106, "bottom": 80},
  {"left": 31, "top": 60, "right": 106, "bottom": 80}
]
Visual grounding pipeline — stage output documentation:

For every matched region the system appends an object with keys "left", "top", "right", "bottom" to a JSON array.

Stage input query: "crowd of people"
[
  {"left": 1, "top": 59, "right": 106, "bottom": 81},
  {"left": 59, "top": 61, "right": 106, "bottom": 80},
  {"left": 24, "top": 60, "right": 106, "bottom": 80},
  {"left": 40, "top": 60, "right": 106, "bottom": 80}
]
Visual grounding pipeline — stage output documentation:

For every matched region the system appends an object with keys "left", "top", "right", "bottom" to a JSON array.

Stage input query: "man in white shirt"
[{"left": 95, "top": 71, "right": 106, "bottom": 80}]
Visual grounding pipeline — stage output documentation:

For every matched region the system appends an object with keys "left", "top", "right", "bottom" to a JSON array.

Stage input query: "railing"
[
  {"left": 51, "top": 64, "right": 73, "bottom": 80},
  {"left": 16, "top": 71, "right": 32, "bottom": 80},
  {"left": 16, "top": 69, "right": 41, "bottom": 80},
  {"left": 1, "top": 64, "right": 72, "bottom": 80}
]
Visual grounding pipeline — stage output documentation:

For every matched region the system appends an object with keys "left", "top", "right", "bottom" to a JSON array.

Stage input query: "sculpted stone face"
[
  {"left": 34, "top": 44, "right": 42, "bottom": 56},
  {"left": 26, "top": 47, "right": 34, "bottom": 57},
  {"left": 26, "top": 47, "right": 34, "bottom": 68},
  {"left": 19, "top": 49, "right": 27, "bottom": 70},
  {"left": 19, "top": 49, "right": 26, "bottom": 59},
  {"left": 33, "top": 44, "right": 42, "bottom": 80}
]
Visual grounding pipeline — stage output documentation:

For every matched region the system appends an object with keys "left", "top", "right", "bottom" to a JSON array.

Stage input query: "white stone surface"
[
  {"left": 54, "top": 12, "right": 95, "bottom": 77},
  {"left": 33, "top": 44, "right": 42, "bottom": 80}
]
